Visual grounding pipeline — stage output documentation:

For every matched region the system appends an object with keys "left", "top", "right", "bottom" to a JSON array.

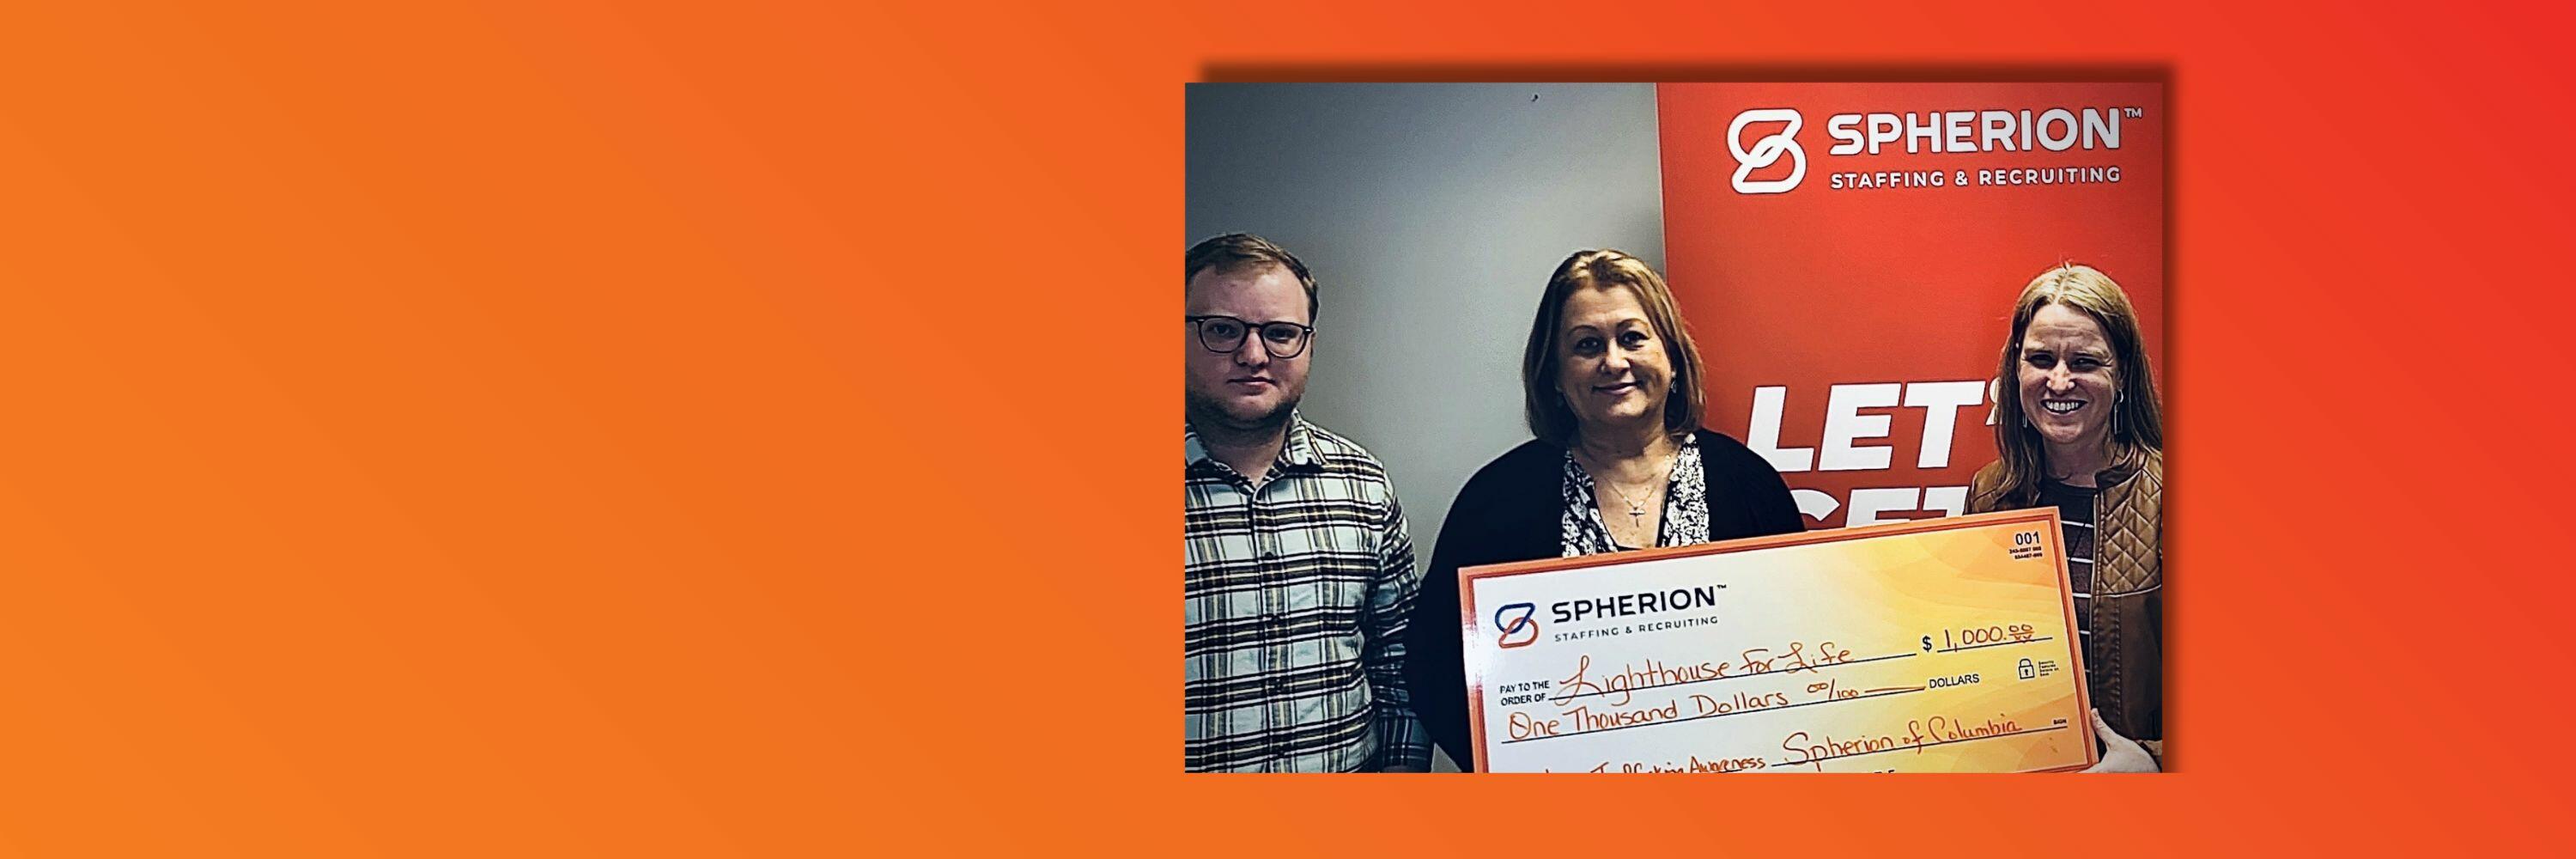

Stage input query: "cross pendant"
[{"left": 1628, "top": 506, "right": 1644, "bottom": 526}]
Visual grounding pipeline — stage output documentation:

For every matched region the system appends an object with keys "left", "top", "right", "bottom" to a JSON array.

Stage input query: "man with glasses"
[{"left": 1183, "top": 233, "right": 1427, "bottom": 772}]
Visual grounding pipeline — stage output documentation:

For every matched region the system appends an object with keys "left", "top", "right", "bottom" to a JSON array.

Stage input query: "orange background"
[{"left": 0, "top": 1, "right": 2569, "bottom": 856}]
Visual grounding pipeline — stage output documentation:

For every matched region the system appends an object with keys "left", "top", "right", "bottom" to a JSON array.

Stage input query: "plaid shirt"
[{"left": 1184, "top": 414, "right": 1427, "bottom": 772}]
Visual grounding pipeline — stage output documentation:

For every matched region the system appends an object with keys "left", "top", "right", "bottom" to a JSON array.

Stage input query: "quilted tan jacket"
[{"left": 1969, "top": 450, "right": 2163, "bottom": 762}]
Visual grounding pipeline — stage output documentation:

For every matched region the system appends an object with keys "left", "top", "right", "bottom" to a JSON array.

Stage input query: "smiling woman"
[
  {"left": 1401, "top": 249, "right": 1806, "bottom": 770},
  {"left": 1967, "top": 262, "right": 2165, "bottom": 773}
]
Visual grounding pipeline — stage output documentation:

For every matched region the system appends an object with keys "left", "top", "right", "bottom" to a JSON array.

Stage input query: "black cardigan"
[{"left": 1401, "top": 429, "right": 1806, "bottom": 770}]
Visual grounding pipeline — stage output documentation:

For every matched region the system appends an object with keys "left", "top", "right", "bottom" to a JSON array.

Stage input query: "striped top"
[{"left": 2037, "top": 480, "right": 2104, "bottom": 706}]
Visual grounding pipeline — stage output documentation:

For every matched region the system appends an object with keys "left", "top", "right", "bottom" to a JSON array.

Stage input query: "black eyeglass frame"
[{"left": 1184, "top": 314, "right": 1315, "bottom": 358}]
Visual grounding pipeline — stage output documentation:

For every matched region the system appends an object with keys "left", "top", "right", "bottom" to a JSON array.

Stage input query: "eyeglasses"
[{"left": 1186, "top": 314, "right": 1314, "bottom": 358}]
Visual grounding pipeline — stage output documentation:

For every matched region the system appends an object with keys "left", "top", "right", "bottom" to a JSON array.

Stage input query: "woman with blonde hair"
[
  {"left": 1968, "top": 262, "right": 2164, "bottom": 772},
  {"left": 1404, "top": 249, "right": 1804, "bottom": 770}
]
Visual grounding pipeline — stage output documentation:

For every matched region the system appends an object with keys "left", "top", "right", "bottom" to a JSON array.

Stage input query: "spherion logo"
[
  {"left": 1494, "top": 602, "right": 1539, "bottom": 649},
  {"left": 1728, "top": 107, "right": 1806, "bottom": 194}
]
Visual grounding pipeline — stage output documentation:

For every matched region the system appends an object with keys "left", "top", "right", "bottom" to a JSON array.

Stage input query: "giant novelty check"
[{"left": 1461, "top": 509, "right": 2095, "bottom": 772}]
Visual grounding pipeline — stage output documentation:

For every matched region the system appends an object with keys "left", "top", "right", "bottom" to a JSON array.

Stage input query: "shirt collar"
[
  {"left": 1183, "top": 411, "right": 1322, "bottom": 472},
  {"left": 1184, "top": 425, "right": 1211, "bottom": 467},
  {"left": 1278, "top": 412, "right": 1322, "bottom": 468},
  {"left": 2092, "top": 447, "right": 2160, "bottom": 488}
]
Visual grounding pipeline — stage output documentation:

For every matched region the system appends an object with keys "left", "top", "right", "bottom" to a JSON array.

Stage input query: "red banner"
[{"left": 1658, "top": 82, "right": 2165, "bottom": 529}]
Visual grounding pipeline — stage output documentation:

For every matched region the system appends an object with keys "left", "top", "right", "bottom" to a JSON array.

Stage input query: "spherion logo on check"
[
  {"left": 1494, "top": 602, "right": 1539, "bottom": 649},
  {"left": 1728, "top": 107, "right": 1806, "bottom": 194}
]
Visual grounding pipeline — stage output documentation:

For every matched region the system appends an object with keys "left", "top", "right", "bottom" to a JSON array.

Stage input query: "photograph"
[
  {"left": 1183, "top": 82, "right": 2163, "bottom": 773},
  {"left": 18, "top": 1, "right": 2572, "bottom": 852}
]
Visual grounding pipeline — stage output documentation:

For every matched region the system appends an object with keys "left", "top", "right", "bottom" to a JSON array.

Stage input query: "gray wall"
[{"left": 1187, "top": 82, "right": 1666, "bottom": 564}]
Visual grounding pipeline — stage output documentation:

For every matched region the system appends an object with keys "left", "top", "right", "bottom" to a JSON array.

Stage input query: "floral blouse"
[{"left": 1558, "top": 434, "right": 1710, "bottom": 557}]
